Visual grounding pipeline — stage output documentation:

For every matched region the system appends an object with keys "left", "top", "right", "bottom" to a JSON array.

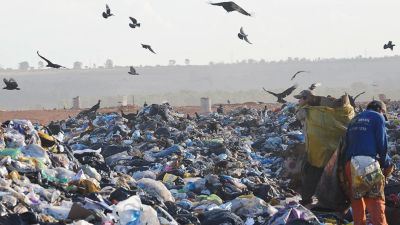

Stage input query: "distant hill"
[{"left": 1, "top": 56, "right": 399, "bottom": 110}]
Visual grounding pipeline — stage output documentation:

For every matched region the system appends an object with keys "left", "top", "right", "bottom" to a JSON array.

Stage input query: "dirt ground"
[{"left": 0, "top": 102, "right": 282, "bottom": 125}]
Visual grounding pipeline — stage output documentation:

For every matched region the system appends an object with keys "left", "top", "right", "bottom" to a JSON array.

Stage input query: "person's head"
[
  {"left": 366, "top": 100, "right": 388, "bottom": 121},
  {"left": 294, "top": 90, "right": 315, "bottom": 107}
]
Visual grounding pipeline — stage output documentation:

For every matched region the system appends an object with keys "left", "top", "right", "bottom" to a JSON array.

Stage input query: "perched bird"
[
  {"left": 238, "top": 27, "right": 251, "bottom": 44},
  {"left": 258, "top": 101, "right": 264, "bottom": 104},
  {"left": 348, "top": 91, "right": 365, "bottom": 108},
  {"left": 187, "top": 114, "right": 193, "bottom": 120},
  {"left": 141, "top": 44, "right": 156, "bottom": 54},
  {"left": 37, "top": 51, "right": 66, "bottom": 69},
  {"left": 209, "top": 1, "right": 253, "bottom": 17},
  {"left": 384, "top": 41, "right": 395, "bottom": 51},
  {"left": 3, "top": 78, "right": 20, "bottom": 90},
  {"left": 227, "top": 100, "right": 231, "bottom": 104},
  {"left": 143, "top": 101, "right": 148, "bottom": 107},
  {"left": 263, "top": 84, "right": 298, "bottom": 104},
  {"left": 209, "top": 120, "right": 222, "bottom": 134},
  {"left": 308, "top": 83, "right": 321, "bottom": 91},
  {"left": 128, "top": 66, "right": 139, "bottom": 75},
  {"left": 102, "top": 4, "right": 114, "bottom": 19},
  {"left": 195, "top": 112, "right": 200, "bottom": 120},
  {"left": 383, "top": 99, "right": 391, "bottom": 104},
  {"left": 129, "top": 17, "right": 140, "bottom": 28},
  {"left": 371, "top": 84, "right": 378, "bottom": 87},
  {"left": 121, "top": 110, "right": 137, "bottom": 121},
  {"left": 89, "top": 100, "right": 101, "bottom": 114},
  {"left": 291, "top": 71, "right": 309, "bottom": 81}
]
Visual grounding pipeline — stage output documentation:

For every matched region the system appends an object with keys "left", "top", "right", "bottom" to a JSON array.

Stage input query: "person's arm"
[{"left": 375, "top": 115, "right": 389, "bottom": 168}]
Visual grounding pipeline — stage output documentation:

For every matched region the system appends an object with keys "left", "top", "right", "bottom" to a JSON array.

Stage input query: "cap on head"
[
  {"left": 294, "top": 90, "right": 315, "bottom": 99},
  {"left": 367, "top": 100, "right": 388, "bottom": 121}
]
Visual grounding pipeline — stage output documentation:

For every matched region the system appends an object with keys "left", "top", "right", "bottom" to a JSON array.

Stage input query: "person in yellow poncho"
[
  {"left": 294, "top": 90, "right": 355, "bottom": 206},
  {"left": 293, "top": 89, "right": 322, "bottom": 205}
]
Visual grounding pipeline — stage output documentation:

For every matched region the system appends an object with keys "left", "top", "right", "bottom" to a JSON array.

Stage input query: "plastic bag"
[
  {"left": 199, "top": 210, "right": 243, "bottom": 225},
  {"left": 41, "top": 169, "right": 68, "bottom": 184},
  {"left": 4, "top": 130, "right": 25, "bottom": 148},
  {"left": 21, "top": 144, "right": 51, "bottom": 164},
  {"left": 136, "top": 178, "right": 175, "bottom": 202},
  {"left": 114, "top": 195, "right": 160, "bottom": 225},
  {"left": 0, "top": 148, "right": 21, "bottom": 159},
  {"left": 42, "top": 205, "right": 72, "bottom": 220},
  {"left": 132, "top": 171, "right": 156, "bottom": 181},
  {"left": 154, "top": 145, "right": 183, "bottom": 158}
]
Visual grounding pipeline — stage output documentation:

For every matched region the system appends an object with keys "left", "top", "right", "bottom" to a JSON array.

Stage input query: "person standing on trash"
[
  {"left": 345, "top": 100, "right": 394, "bottom": 225},
  {"left": 293, "top": 89, "right": 322, "bottom": 205}
]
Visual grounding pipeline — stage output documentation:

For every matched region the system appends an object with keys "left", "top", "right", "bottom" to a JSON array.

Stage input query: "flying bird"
[
  {"left": 141, "top": 44, "right": 156, "bottom": 54},
  {"left": 291, "top": 71, "right": 309, "bottom": 81},
  {"left": 308, "top": 83, "right": 321, "bottom": 91},
  {"left": 371, "top": 84, "right": 378, "bottom": 87},
  {"left": 263, "top": 84, "right": 298, "bottom": 103},
  {"left": 129, "top": 17, "right": 140, "bottom": 28},
  {"left": 102, "top": 4, "right": 114, "bottom": 19},
  {"left": 383, "top": 41, "right": 395, "bottom": 51},
  {"left": 238, "top": 27, "right": 251, "bottom": 44},
  {"left": 128, "top": 66, "right": 139, "bottom": 75},
  {"left": 37, "top": 51, "right": 66, "bottom": 69},
  {"left": 3, "top": 78, "right": 20, "bottom": 90},
  {"left": 209, "top": 1, "right": 253, "bottom": 17}
]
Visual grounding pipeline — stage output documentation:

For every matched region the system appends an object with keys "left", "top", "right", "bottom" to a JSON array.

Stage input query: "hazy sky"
[{"left": 1, "top": 0, "right": 400, "bottom": 69}]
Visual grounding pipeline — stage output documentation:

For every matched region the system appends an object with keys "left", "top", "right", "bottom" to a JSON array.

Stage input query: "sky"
[{"left": 1, "top": 0, "right": 400, "bottom": 69}]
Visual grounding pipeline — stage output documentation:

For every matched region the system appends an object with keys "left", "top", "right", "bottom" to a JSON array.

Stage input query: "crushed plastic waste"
[{"left": 0, "top": 100, "right": 398, "bottom": 224}]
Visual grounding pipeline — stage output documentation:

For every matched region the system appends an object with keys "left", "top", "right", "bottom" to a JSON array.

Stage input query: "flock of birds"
[
  {"left": 2, "top": 0, "right": 397, "bottom": 112},
  {"left": 3, "top": 1, "right": 255, "bottom": 91},
  {"left": 261, "top": 70, "right": 321, "bottom": 104}
]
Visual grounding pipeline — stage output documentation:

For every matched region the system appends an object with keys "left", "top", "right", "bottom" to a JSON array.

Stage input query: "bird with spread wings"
[
  {"left": 238, "top": 27, "right": 252, "bottom": 44},
  {"left": 291, "top": 71, "right": 309, "bottom": 81},
  {"left": 37, "top": 51, "right": 66, "bottom": 69},
  {"left": 263, "top": 84, "right": 298, "bottom": 103},
  {"left": 141, "top": 44, "right": 156, "bottom": 54},
  {"left": 3, "top": 78, "right": 20, "bottom": 90},
  {"left": 209, "top": 1, "right": 253, "bottom": 17},
  {"left": 128, "top": 66, "right": 139, "bottom": 75}
]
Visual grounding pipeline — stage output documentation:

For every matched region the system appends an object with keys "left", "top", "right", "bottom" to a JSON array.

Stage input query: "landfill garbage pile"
[{"left": 0, "top": 101, "right": 398, "bottom": 225}]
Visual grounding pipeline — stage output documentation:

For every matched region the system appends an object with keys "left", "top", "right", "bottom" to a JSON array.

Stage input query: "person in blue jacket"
[{"left": 345, "top": 100, "right": 394, "bottom": 225}]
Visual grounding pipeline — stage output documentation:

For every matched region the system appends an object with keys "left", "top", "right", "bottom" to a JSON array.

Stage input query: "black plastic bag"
[
  {"left": 199, "top": 210, "right": 243, "bottom": 225},
  {"left": 102, "top": 145, "right": 133, "bottom": 158},
  {"left": 109, "top": 188, "right": 137, "bottom": 202}
]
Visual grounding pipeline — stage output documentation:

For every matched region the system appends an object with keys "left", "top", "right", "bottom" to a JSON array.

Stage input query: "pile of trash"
[{"left": 0, "top": 101, "right": 398, "bottom": 225}]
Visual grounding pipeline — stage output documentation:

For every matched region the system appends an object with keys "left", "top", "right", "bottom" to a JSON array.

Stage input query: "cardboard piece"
[{"left": 67, "top": 203, "right": 94, "bottom": 220}]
